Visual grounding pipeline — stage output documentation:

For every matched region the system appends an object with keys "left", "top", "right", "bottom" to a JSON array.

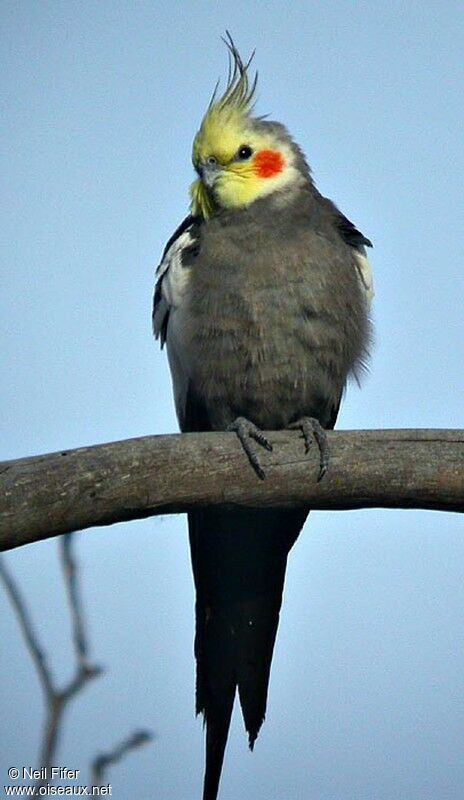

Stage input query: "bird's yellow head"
[{"left": 190, "top": 35, "right": 306, "bottom": 218}]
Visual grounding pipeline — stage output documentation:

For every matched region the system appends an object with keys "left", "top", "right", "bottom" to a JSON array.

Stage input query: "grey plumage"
[
  {"left": 154, "top": 117, "right": 372, "bottom": 800},
  {"left": 155, "top": 164, "right": 371, "bottom": 430}
]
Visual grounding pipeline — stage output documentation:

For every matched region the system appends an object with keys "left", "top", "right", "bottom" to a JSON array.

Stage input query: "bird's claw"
[
  {"left": 288, "top": 417, "right": 329, "bottom": 481},
  {"left": 226, "top": 417, "right": 272, "bottom": 480}
]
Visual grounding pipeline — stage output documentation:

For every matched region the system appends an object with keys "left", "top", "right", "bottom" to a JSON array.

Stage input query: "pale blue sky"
[{"left": 1, "top": 2, "right": 463, "bottom": 799}]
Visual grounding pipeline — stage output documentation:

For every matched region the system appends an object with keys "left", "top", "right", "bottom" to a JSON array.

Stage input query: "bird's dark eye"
[
  {"left": 237, "top": 145, "right": 253, "bottom": 160},
  {"left": 206, "top": 155, "right": 218, "bottom": 166}
]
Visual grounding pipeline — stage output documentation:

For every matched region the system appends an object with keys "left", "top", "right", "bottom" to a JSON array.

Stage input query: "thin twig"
[
  {"left": 91, "top": 730, "right": 154, "bottom": 787},
  {"left": 60, "top": 533, "right": 91, "bottom": 668},
  {"left": 2, "top": 538, "right": 156, "bottom": 790},
  {"left": 0, "top": 556, "right": 55, "bottom": 699},
  {"left": 0, "top": 540, "right": 102, "bottom": 787}
]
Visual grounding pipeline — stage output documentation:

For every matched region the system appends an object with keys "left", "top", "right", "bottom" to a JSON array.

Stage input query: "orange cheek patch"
[{"left": 253, "top": 149, "right": 285, "bottom": 178}]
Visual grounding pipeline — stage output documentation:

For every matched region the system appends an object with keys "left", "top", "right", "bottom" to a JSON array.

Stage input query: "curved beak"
[{"left": 198, "top": 161, "right": 221, "bottom": 189}]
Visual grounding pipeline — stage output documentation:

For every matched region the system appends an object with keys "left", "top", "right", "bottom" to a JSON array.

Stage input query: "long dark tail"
[{"left": 189, "top": 506, "right": 308, "bottom": 800}]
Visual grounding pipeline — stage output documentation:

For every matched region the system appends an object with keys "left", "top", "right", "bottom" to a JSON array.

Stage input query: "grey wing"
[{"left": 153, "top": 215, "right": 201, "bottom": 428}]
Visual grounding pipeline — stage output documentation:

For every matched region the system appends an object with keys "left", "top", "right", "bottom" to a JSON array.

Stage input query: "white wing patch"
[
  {"left": 159, "top": 230, "right": 194, "bottom": 307},
  {"left": 153, "top": 228, "right": 194, "bottom": 342},
  {"left": 354, "top": 246, "right": 375, "bottom": 305},
  {"left": 153, "top": 224, "right": 198, "bottom": 426}
]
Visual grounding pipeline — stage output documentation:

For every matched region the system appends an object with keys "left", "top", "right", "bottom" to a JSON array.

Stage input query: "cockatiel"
[{"left": 153, "top": 34, "right": 373, "bottom": 800}]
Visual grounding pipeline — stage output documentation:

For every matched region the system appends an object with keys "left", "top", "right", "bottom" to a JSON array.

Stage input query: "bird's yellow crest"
[{"left": 190, "top": 35, "right": 297, "bottom": 217}]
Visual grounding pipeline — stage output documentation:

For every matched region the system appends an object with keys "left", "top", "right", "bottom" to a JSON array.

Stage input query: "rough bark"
[{"left": 1, "top": 429, "right": 462, "bottom": 552}]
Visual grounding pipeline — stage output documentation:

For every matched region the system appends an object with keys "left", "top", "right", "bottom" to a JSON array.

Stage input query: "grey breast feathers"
[
  {"left": 153, "top": 208, "right": 374, "bottom": 351},
  {"left": 152, "top": 203, "right": 373, "bottom": 430}
]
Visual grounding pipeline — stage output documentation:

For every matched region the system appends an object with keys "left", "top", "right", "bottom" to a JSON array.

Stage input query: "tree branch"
[{"left": 1, "top": 429, "right": 462, "bottom": 552}]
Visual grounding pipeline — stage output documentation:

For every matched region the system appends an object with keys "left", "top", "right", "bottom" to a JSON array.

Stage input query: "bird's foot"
[
  {"left": 226, "top": 417, "right": 273, "bottom": 481},
  {"left": 288, "top": 417, "right": 329, "bottom": 481}
]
